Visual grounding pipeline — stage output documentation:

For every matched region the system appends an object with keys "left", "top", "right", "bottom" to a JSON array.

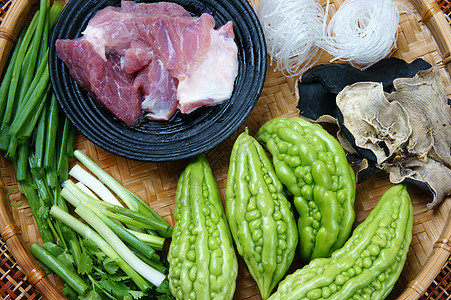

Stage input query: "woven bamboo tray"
[{"left": 1, "top": 0, "right": 451, "bottom": 299}]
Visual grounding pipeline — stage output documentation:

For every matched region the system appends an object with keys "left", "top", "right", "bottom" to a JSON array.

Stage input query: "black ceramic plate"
[{"left": 49, "top": 0, "right": 266, "bottom": 162}]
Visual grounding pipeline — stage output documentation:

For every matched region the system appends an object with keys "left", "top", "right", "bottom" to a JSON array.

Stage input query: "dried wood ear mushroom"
[
  {"left": 336, "top": 67, "right": 451, "bottom": 208},
  {"left": 337, "top": 82, "right": 411, "bottom": 164},
  {"left": 296, "top": 58, "right": 431, "bottom": 123}
]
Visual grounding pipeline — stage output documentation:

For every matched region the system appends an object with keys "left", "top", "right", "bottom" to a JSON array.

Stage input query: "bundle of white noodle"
[
  {"left": 318, "top": 0, "right": 400, "bottom": 69},
  {"left": 256, "top": 0, "right": 325, "bottom": 77}
]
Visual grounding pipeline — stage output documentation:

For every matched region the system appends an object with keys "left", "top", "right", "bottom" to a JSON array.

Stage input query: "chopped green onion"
[
  {"left": 69, "top": 164, "right": 123, "bottom": 207},
  {"left": 50, "top": 206, "right": 151, "bottom": 291},
  {"left": 75, "top": 205, "right": 166, "bottom": 287},
  {"left": 30, "top": 243, "right": 89, "bottom": 295},
  {"left": 75, "top": 181, "right": 99, "bottom": 199},
  {"left": 73, "top": 150, "right": 172, "bottom": 237},
  {"left": 125, "top": 229, "right": 165, "bottom": 250}
]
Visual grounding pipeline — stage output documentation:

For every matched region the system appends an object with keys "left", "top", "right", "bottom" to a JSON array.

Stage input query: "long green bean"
[
  {"left": 46, "top": 162, "right": 58, "bottom": 188},
  {"left": 0, "top": 32, "right": 26, "bottom": 151},
  {"left": 29, "top": 163, "right": 52, "bottom": 207},
  {"left": 33, "top": 105, "right": 47, "bottom": 169},
  {"left": 17, "top": 0, "right": 48, "bottom": 107},
  {"left": 43, "top": 93, "right": 59, "bottom": 169},
  {"left": 21, "top": 180, "right": 54, "bottom": 243},
  {"left": 0, "top": 125, "right": 11, "bottom": 151},
  {"left": 15, "top": 139, "right": 30, "bottom": 182},
  {"left": 2, "top": 12, "right": 38, "bottom": 126},
  {"left": 7, "top": 0, "right": 62, "bottom": 143},
  {"left": 66, "top": 123, "right": 75, "bottom": 157},
  {"left": 21, "top": 90, "right": 49, "bottom": 138},
  {"left": 49, "top": 1, "right": 64, "bottom": 29},
  {"left": 0, "top": 31, "right": 23, "bottom": 121},
  {"left": 0, "top": 18, "right": 37, "bottom": 154},
  {"left": 6, "top": 85, "right": 49, "bottom": 160},
  {"left": 30, "top": 243, "right": 89, "bottom": 295},
  {"left": 37, "top": 0, "right": 50, "bottom": 66},
  {"left": 57, "top": 118, "right": 73, "bottom": 182},
  {"left": 5, "top": 136, "right": 18, "bottom": 159},
  {"left": 6, "top": 82, "right": 49, "bottom": 160},
  {"left": 95, "top": 211, "right": 156, "bottom": 260},
  {"left": 8, "top": 53, "right": 49, "bottom": 137}
]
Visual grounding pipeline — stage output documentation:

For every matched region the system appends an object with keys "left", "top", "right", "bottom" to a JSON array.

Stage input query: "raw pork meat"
[
  {"left": 55, "top": 39, "right": 141, "bottom": 126},
  {"left": 82, "top": 4, "right": 217, "bottom": 80},
  {"left": 123, "top": 41, "right": 154, "bottom": 74},
  {"left": 81, "top": 2, "right": 191, "bottom": 60},
  {"left": 133, "top": 58, "right": 178, "bottom": 121},
  {"left": 176, "top": 21, "right": 238, "bottom": 114},
  {"left": 56, "top": 1, "right": 239, "bottom": 125}
]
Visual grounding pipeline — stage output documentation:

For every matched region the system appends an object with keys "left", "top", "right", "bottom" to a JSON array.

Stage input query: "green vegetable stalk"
[
  {"left": 0, "top": 30, "right": 23, "bottom": 121},
  {"left": 268, "top": 184, "right": 413, "bottom": 300},
  {"left": 168, "top": 155, "right": 238, "bottom": 300},
  {"left": 256, "top": 116, "right": 356, "bottom": 262},
  {"left": 225, "top": 130, "right": 298, "bottom": 299},
  {"left": 49, "top": 205, "right": 152, "bottom": 292},
  {"left": 30, "top": 243, "right": 89, "bottom": 296},
  {"left": 73, "top": 150, "right": 173, "bottom": 238}
]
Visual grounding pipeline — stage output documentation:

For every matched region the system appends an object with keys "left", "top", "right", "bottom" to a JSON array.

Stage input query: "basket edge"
[
  {"left": 396, "top": 0, "right": 451, "bottom": 298},
  {"left": 0, "top": 0, "right": 38, "bottom": 78},
  {"left": 411, "top": 0, "right": 451, "bottom": 71},
  {"left": 0, "top": 179, "right": 65, "bottom": 299}
]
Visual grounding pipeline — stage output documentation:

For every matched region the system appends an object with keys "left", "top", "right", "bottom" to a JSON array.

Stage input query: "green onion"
[
  {"left": 75, "top": 181, "right": 99, "bottom": 199},
  {"left": 75, "top": 205, "right": 166, "bottom": 287},
  {"left": 61, "top": 180, "right": 170, "bottom": 235},
  {"left": 49, "top": 1, "right": 64, "bottom": 28},
  {"left": 73, "top": 150, "right": 172, "bottom": 237},
  {"left": 20, "top": 182, "right": 54, "bottom": 243},
  {"left": 125, "top": 229, "right": 165, "bottom": 250},
  {"left": 56, "top": 118, "right": 74, "bottom": 183},
  {"left": 50, "top": 206, "right": 151, "bottom": 292},
  {"left": 59, "top": 181, "right": 169, "bottom": 287},
  {"left": 8, "top": 54, "right": 50, "bottom": 138},
  {"left": 30, "top": 243, "right": 89, "bottom": 295},
  {"left": 108, "top": 206, "right": 171, "bottom": 235},
  {"left": 15, "top": 140, "right": 30, "bottom": 182},
  {"left": 0, "top": 30, "right": 23, "bottom": 121},
  {"left": 33, "top": 103, "right": 47, "bottom": 169},
  {"left": 3, "top": 12, "right": 38, "bottom": 125},
  {"left": 69, "top": 164, "right": 123, "bottom": 207},
  {"left": 43, "top": 93, "right": 59, "bottom": 168},
  {"left": 17, "top": 0, "right": 48, "bottom": 107},
  {"left": 73, "top": 150, "right": 140, "bottom": 210},
  {"left": 93, "top": 211, "right": 157, "bottom": 260}
]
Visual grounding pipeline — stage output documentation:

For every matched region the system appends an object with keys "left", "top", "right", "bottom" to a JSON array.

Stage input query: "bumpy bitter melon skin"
[
  {"left": 268, "top": 184, "right": 413, "bottom": 300},
  {"left": 225, "top": 130, "right": 298, "bottom": 299},
  {"left": 168, "top": 155, "right": 238, "bottom": 300},
  {"left": 256, "top": 116, "right": 356, "bottom": 262}
]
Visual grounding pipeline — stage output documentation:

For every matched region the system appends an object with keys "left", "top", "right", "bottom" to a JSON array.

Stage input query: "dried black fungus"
[
  {"left": 296, "top": 57, "right": 431, "bottom": 122},
  {"left": 334, "top": 67, "right": 451, "bottom": 208}
]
